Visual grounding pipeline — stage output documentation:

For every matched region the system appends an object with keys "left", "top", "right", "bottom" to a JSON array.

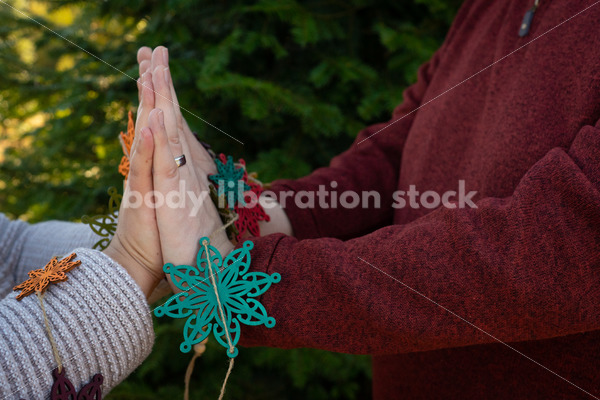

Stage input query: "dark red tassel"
[
  {"left": 76, "top": 373, "right": 103, "bottom": 400},
  {"left": 50, "top": 368, "right": 77, "bottom": 400},
  {"left": 19, "top": 368, "right": 104, "bottom": 400}
]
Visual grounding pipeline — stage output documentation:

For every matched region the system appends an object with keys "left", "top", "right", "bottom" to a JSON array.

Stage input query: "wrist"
[
  {"left": 258, "top": 195, "right": 293, "bottom": 236},
  {"left": 103, "top": 244, "right": 161, "bottom": 299},
  {"left": 209, "top": 230, "right": 235, "bottom": 257}
]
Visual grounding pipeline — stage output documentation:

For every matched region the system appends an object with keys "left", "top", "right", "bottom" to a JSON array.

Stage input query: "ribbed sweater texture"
[{"left": 0, "top": 214, "right": 155, "bottom": 399}]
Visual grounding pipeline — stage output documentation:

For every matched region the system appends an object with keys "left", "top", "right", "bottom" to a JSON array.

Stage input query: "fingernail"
[
  {"left": 141, "top": 127, "right": 151, "bottom": 140},
  {"left": 164, "top": 67, "right": 170, "bottom": 84},
  {"left": 158, "top": 110, "right": 164, "bottom": 127},
  {"left": 163, "top": 47, "right": 168, "bottom": 64}
]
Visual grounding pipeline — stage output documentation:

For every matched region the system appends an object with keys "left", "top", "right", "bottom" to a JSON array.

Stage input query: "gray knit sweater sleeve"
[
  {"left": 0, "top": 214, "right": 155, "bottom": 399},
  {"left": 2, "top": 213, "right": 99, "bottom": 286}
]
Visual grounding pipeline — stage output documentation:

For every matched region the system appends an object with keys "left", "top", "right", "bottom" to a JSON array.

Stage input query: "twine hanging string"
[
  {"left": 184, "top": 214, "right": 238, "bottom": 400},
  {"left": 204, "top": 237, "right": 235, "bottom": 400},
  {"left": 37, "top": 291, "right": 63, "bottom": 373},
  {"left": 183, "top": 339, "right": 206, "bottom": 400},
  {"left": 211, "top": 214, "right": 239, "bottom": 243}
]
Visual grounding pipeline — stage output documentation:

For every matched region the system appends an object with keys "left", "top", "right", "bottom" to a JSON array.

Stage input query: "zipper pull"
[{"left": 519, "top": 0, "right": 540, "bottom": 37}]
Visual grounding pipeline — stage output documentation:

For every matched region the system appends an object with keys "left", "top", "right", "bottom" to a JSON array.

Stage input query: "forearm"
[
  {"left": 15, "top": 220, "right": 98, "bottom": 285},
  {"left": 240, "top": 124, "right": 600, "bottom": 354},
  {"left": 0, "top": 248, "right": 155, "bottom": 398},
  {"left": 103, "top": 244, "right": 161, "bottom": 299},
  {"left": 0, "top": 216, "right": 98, "bottom": 296}
]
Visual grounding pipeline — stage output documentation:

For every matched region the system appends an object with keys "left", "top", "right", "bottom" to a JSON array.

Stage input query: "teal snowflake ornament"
[
  {"left": 154, "top": 237, "right": 281, "bottom": 358},
  {"left": 208, "top": 155, "right": 250, "bottom": 209}
]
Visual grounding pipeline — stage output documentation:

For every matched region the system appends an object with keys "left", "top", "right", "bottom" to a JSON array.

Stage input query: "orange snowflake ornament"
[
  {"left": 118, "top": 111, "right": 136, "bottom": 183},
  {"left": 13, "top": 253, "right": 82, "bottom": 301}
]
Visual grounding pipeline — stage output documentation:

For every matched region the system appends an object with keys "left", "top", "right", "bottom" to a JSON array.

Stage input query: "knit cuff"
[{"left": 0, "top": 248, "right": 155, "bottom": 398}]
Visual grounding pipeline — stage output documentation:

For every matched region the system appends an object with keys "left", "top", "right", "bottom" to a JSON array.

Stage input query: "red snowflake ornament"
[{"left": 233, "top": 159, "right": 270, "bottom": 241}]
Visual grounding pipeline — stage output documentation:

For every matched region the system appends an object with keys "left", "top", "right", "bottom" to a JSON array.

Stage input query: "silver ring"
[{"left": 174, "top": 154, "right": 186, "bottom": 168}]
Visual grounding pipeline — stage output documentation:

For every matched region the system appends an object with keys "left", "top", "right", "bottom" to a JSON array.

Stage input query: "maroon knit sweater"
[{"left": 241, "top": 1, "right": 600, "bottom": 398}]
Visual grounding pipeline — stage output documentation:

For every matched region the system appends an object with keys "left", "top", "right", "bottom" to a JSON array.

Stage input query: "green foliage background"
[{"left": 0, "top": 0, "right": 461, "bottom": 398}]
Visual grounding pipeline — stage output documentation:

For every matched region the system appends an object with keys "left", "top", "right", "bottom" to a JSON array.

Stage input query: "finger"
[
  {"left": 136, "top": 71, "right": 155, "bottom": 135},
  {"left": 137, "top": 60, "right": 151, "bottom": 103},
  {"left": 138, "top": 59, "right": 151, "bottom": 80},
  {"left": 151, "top": 46, "right": 167, "bottom": 72},
  {"left": 137, "top": 46, "right": 152, "bottom": 65},
  {"left": 163, "top": 67, "right": 185, "bottom": 144},
  {"left": 150, "top": 47, "right": 185, "bottom": 152},
  {"left": 151, "top": 48, "right": 195, "bottom": 181},
  {"left": 149, "top": 108, "right": 198, "bottom": 267},
  {"left": 137, "top": 77, "right": 142, "bottom": 103},
  {"left": 152, "top": 66, "right": 185, "bottom": 161},
  {"left": 161, "top": 66, "right": 211, "bottom": 169},
  {"left": 141, "top": 71, "right": 155, "bottom": 110},
  {"left": 162, "top": 46, "right": 169, "bottom": 66},
  {"left": 150, "top": 45, "right": 175, "bottom": 105},
  {"left": 156, "top": 51, "right": 204, "bottom": 169},
  {"left": 156, "top": 47, "right": 181, "bottom": 123},
  {"left": 127, "top": 126, "right": 154, "bottom": 196},
  {"left": 149, "top": 108, "right": 180, "bottom": 188},
  {"left": 157, "top": 49, "right": 189, "bottom": 162}
]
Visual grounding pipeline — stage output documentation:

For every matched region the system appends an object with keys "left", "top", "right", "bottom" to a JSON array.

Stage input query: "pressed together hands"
[{"left": 103, "top": 46, "right": 235, "bottom": 298}]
